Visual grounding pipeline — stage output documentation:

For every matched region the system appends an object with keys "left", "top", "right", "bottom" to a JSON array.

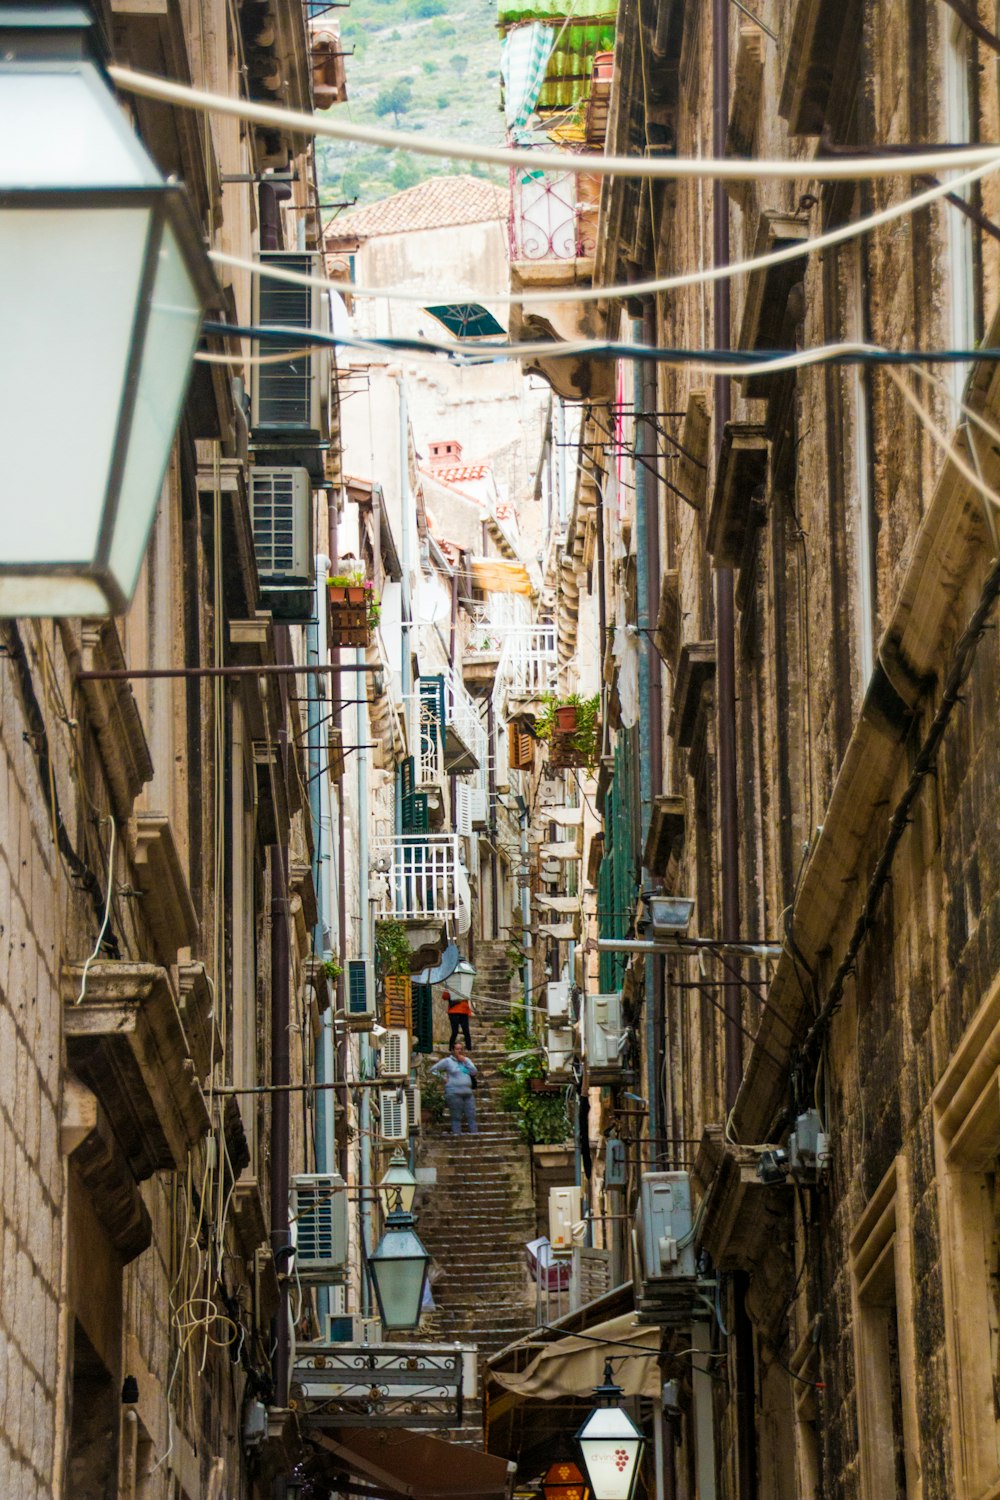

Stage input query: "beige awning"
[
  {"left": 487, "top": 1313, "right": 660, "bottom": 1400},
  {"left": 469, "top": 557, "right": 533, "bottom": 596},
  {"left": 314, "top": 1428, "right": 515, "bottom": 1500}
]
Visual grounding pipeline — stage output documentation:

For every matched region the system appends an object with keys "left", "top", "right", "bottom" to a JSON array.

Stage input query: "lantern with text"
[
  {"left": 575, "top": 1363, "right": 645, "bottom": 1500},
  {"left": 366, "top": 1196, "right": 430, "bottom": 1330},
  {"left": 541, "top": 1460, "right": 589, "bottom": 1500},
  {"left": 0, "top": 5, "right": 215, "bottom": 616}
]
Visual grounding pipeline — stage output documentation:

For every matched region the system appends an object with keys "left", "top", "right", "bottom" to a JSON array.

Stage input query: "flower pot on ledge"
[
  {"left": 328, "top": 585, "right": 372, "bottom": 647},
  {"left": 554, "top": 704, "right": 578, "bottom": 735}
]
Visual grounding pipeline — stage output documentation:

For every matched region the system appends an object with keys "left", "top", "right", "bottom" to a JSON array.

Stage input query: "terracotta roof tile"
[
  {"left": 327, "top": 176, "right": 508, "bottom": 241},
  {"left": 424, "top": 463, "right": 490, "bottom": 483}
]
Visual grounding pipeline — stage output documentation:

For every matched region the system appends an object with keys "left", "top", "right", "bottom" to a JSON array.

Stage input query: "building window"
[
  {"left": 932, "top": 977, "right": 1000, "bottom": 1499},
  {"left": 849, "top": 1157, "right": 922, "bottom": 1500}
]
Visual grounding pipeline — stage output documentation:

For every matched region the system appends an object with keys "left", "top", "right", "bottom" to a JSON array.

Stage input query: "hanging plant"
[
  {"left": 375, "top": 918, "right": 413, "bottom": 976},
  {"left": 535, "top": 692, "right": 600, "bottom": 770}
]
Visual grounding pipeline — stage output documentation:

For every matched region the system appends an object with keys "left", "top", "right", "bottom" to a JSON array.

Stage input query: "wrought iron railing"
[
  {"left": 293, "top": 1343, "right": 465, "bottom": 1429},
  {"left": 494, "top": 624, "right": 559, "bottom": 702},
  {"left": 374, "top": 834, "right": 463, "bottom": 922}
]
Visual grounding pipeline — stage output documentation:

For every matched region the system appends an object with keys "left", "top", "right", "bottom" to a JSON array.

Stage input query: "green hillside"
[{"left": 317, "top": 0, "right": 506, "bottom": 209}]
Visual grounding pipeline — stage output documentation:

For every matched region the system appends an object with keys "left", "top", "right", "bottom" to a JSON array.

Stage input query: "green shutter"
[
  {"left": 412, "top": 983, "right": 434, "bottom": 1053},
  {"left": 347, "top": 959, "right": 368, "bottom": 1015}
]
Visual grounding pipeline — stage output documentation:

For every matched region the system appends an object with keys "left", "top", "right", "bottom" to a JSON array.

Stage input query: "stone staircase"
[{"left": 412, "top": 941, "right": 537, "bottom": 1441}]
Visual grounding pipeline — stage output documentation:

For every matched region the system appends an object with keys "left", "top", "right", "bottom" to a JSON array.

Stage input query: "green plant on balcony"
[
  {"left": 328, "top": 568, "right": 379, "bottom": 644},
  {"left": 497, "top": 1007, "right": 571, "bottom": 1145},
  {"left": 534, "top": 691, "right": 600, "bottom": 770},
  {"left": 323, "top": 958, "right": 343, "bottom": 983},
  {"left": 375, "top": 918, "right": 413, "bottom": 977}
]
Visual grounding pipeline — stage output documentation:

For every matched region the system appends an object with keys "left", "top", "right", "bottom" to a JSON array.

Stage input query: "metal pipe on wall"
[
  {"left": 642, "top": 300, "right": 666, "bottom": 1152},
  {"left": 269, "top": 844, "right": 290, "bottom": 1407},
  {"left": 329, "top": 500, "right": 350, "bottom": 1180},
  {"left": 633, "top": 315, "right": 659, "bottom": 1151},
  {"left": 712, "top": 0, "right": 742, "bottom": 1118}
]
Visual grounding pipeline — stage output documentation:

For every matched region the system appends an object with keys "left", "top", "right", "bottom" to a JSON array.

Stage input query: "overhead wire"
[
  {"left": 108, "top": 65, "right": 1000, "bottom": 181},
  {"left": 209, "top": 155, "right": 1000, "bottom": 311}
]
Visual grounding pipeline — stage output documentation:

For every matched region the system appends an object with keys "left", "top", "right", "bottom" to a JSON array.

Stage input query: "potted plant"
[
  {"left": 555, "top": 702, "right": 579, "bottom": 735},
  {"left": 328, "top": 568, "right": 378, "bottom": 647},
  {"left": 535, "top": 692, "right": 601, "bottom": 770}
]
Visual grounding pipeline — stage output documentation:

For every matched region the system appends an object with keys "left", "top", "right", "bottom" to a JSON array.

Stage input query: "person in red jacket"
[{"left": 443, "top": 988, "right": 472, "bottom": 1051}]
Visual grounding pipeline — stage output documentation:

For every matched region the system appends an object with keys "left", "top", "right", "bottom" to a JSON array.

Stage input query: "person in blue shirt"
[{"left": 430, "top": 1037, "right": 478, "bottom": 1135}]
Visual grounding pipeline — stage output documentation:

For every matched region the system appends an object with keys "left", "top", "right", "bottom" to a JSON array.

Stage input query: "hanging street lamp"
[
  {"left": 540, "top": 1460, "right": 589, "bottom": 1500},
  {"left": 575, "top": 1362, "right": 645, "bottom": 1500},
  {"left": 378, "top": 1149, "right": 418, "bottom": 1216},
  {"left": 447, "top": 959, "right": 476, "bottom": 1003},
  {"left": 0, "top": 4, "right": 215, "bottom": 617},
  {"left": 366, "top": 1192, "right": 431, "bottom": 1331}
]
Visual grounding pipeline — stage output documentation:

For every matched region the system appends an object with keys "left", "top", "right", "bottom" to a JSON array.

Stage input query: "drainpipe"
[
  {"left": 487, "top": 696, "right": 499, "bottom": 937},
  {"left": 309, "top": 550, "right": 334, "bottom": 1327},
  {"left": 555, "top": 397, "right": 568, "bottom": 527},
  {"left": 633, "top": 316, "right": 659, "bottom": 1151},
  {"left": 329, "top": 501, "right": 349, "bottom": 1180},
  {"left": 357, "top": 654, "right": 375, "bottom": 1312},
  {"left": 397, "top": 375, "right": 413, "bottom": 702},
  {"left": 520, "top": 801, "right": 532, "bottom": 1028},
  {"left": 642, "top": 301, "right": 666, "bottom": 1152},
  {"left": 714, "top": 4, "right": 754, "bottom": 1496},
  {"left": 595, "top": 420, "right": 608, "bottom": 759},
  {"left": 713, "top": 0, "right": 742, "bottom": 1117},
  {"left": 259, "top": 180, "right": 290, "bottom": 251},
  {"left": 269, "top": 844, "right": 290, "bottom": 1406}
]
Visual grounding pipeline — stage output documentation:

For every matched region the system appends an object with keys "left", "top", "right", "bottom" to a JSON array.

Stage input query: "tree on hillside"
[
  {"left": 374, "top": 79, "right": 413, "bottom": 127},
  {"left": 450, "top": 53, "right": 469, "bottom": 77}
]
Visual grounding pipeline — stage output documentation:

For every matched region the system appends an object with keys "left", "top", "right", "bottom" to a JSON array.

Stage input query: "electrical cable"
[
  {"left": 107, "top": 66, "right": 1000, "bottom": 181},
  {"left": 206, "top": 154, "right": 1000, "bottom": 312},
  {"left": 74, "top": 815, "right": 115, "bottom": 1005}
]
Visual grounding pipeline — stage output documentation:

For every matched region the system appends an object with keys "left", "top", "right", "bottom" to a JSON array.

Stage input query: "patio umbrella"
[{"left": 423, "top": 303, "right": 506, "bottom": 339}]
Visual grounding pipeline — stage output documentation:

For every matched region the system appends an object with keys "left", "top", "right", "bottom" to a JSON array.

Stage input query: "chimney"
[{"left": 428, "top": 439, "right": 463, "bottom": 472}]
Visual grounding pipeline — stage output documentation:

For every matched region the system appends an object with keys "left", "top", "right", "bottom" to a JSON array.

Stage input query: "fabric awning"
[
  {"left": 315, "top": 1428, "right": 515, "bottom": 1500},
  {"left": 469, "top": 556, "right": 533, "bottom": 596},
  {"left": 487, "top": 1312, "right": 660, "bottom": 1400}
]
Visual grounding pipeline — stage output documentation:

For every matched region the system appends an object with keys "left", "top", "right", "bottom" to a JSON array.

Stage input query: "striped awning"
[{"left": 469, "top": 557, "right": 533, "bottom": 596}]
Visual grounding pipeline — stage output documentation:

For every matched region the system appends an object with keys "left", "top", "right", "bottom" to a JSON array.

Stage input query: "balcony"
[
  {"left": 292, "top": 1342, "right": 468, "bottom": 1430},
  {"left": 493, "top": 625, "right": 559, "bottom": 716},
  {"left": 507, "top": 159, "right": 611, "bottom": 401},
  {"left": 408, "top": 670, "right": 488, "bottom": 784},
  {"left": 373, "top": 835, "right": 466, "bottom": 926}
]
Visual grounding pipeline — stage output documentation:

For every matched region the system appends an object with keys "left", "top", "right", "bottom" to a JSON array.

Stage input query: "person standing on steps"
[
  {"left": 443, "top": 987, "right": 472, "bottom": 1051},
  {"left": 430, "top": 1038, "right": 478, "bottom": 1135}
]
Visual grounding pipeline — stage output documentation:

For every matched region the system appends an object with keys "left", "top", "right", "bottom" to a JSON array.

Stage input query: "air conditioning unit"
[
  {"left": 379, "top": 1088, "right": 408, "bottom": 1141},
  {"left": 405, "top": 1084, "right": 421, "bottom": 1131},
  {"left": 327, "top": 1313, "right": 381, "bottom": 1344},
  {"left": 251, "top": 251, "right": 330, "bottom": 440},
  {"left": 380, "top": 1028, "right": 410, "bottom": 1079},
  {"left": 549, "top": 1186, "right": 584, "bottom": 1252},
  {"left": 249, "top": 465, "right": 314, "bottom": 622},
  {"left": 570, "top": 1245, "right": 611, "bottom": 1310},
  {"left": 638, "top": 1172, "right": 697, "bottom": 1281},
  {"left": 290, "top": 1173, "right": 348, "bottom": 1282},
  {"left": 469, "top": 787, "right": 489, "bottom": 828},
  {"left": 545, "top": 1027, "right": 573, "bottom": 1078},
  {"left": 346, "top": 959, "right": 374, "bottom": 1030},
  {"left": 546, "top": 980, "right": 571, "bottom": 1023},
  {"left": 585, "top": 992, "right": 624, "bottom": 1074}
]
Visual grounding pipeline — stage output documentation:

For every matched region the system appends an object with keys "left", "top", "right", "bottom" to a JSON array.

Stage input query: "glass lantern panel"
[
  {"left": 0, "top": 206, "right": 148, "bottom": 566},
  {"left": 109, "top": 217, "right": 203, "bottom": 602},
  {"left": 0, "top": 69, "right": 161, "bottom": 188},
  {"left": 372, "top": 1258, "right": 425, "bottom": 1328},
  {"left": 579, "top": 1436, "right": 642, "bottom": 1500}
]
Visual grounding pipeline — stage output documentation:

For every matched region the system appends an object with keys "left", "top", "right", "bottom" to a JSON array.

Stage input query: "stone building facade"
[
  {"left": 0, "top": 3, "right": 337, "bottom": 1494},
  {"left": 509, "top": 1, "right": 1000, "bottom": 1497}
]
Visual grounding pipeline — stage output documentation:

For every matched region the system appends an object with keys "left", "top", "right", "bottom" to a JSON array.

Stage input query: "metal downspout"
[
  {"left": 398, "top": 375, "right": 413, "bottom": 702},
  {"left": 714, "top": 3, "right": 755, "bottom": 1496},
  {"left": 714, "top": 0, "right": 742, "bottom": 1120},
  {"left": 329, "top": 502, "right": 350, "bottom": 1181},
  {"left": 642, "top": 301, "right": 665, "bottom": 1156},
  {"left": 309, "top": 551, "right": 333, "bottom": 1327},
  {"left": 633, "top": 316, "right": 659, "bottom": 1150},
  {"left": 269, "top": 846, "right": 290, "bottom": 1406},
  {"left": 357, "top": 656, "right": 374, "bottom": 1312}
]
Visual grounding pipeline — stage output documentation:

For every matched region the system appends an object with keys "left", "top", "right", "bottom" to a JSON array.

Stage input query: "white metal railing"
[
  {"left": 443, "top": 665, "right": 488, "bottom": 768},
  {"left": 404, "top": 694, "right": 444, "bottom": 785},
  {"left": 374, "top": 835, "right": 462, "bottom": 922},
  {"left": 494, "top": 625, "right": 559, "bottom": 704}
]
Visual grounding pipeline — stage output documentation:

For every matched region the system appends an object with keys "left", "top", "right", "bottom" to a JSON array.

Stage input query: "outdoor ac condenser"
[
  {"left": 545, "top": 1027, "right": 573, "bottom": 1078},
  {"left": 379, "top": 1088, "right": 408, "bottom": 1142},
  {"left": 405, "top": 1084, "right": 421, "bottom": 1131},
  {"left": 380, "top": 1027, "right": 410, "bottom": 1079},
  {"left": 290, "top": 1173, "right": 348, "bottom": 1282},
  {"left": 546, "top": 979, "right": 571, "bottom": 1023},
  {"left": 638, "top": 1172, "right": 697, "bottom": 1280},
  {"left": 249, "top": 466, "right": 312, "bottom": 582},
  {"left": 251, "top": 251, "right": 330, "bottom": 438},
  {"left": 585, "top": 992, "right": 623, "bottom": 1072},
  {"left": 549, "top": 1185, "right": 584, "bottom": 1252}
]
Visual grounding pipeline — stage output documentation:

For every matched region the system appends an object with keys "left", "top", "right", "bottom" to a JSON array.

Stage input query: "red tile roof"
[
  {"left": 427, "top": 463, "right": 490, "bottom": 483},
  {"left": 327, "top": 176, "right": 508, "bottom": 241}
]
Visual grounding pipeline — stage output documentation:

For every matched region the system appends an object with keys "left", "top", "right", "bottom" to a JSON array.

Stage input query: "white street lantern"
[
  {"left": 366, "top": 1202, "right": 430, "bottom": 1331},
  {"left": 575, "top": 1363, "right": 645, "bottom": 1500},
  {"left": 447, "top": 960, "right": 476, "bottom": 1003},
  {"left": 0, "top": 5, "right": 215, "bottom": 616},
  {"left": 378, "top": 1149, "right": 418, "bottom": 1215}
]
